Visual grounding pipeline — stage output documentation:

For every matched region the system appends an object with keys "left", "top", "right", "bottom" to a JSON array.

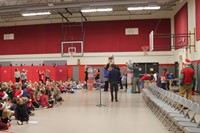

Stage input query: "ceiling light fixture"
[
  {"left": 81, "top": 8, "right": 113, "bottom": 13},
  {"left": 127, "top": 6, "right": 160, "bottom": 11},
  {"left": 22, "top": 11, "right": 51, "bottom": 16},
  {"left": 81, "top": 9, "right": 96, "bottom": 13},
  {"left": 97, "top": 8, "right": 113, "bottom": 12},
  {"left": 127, "top": 7, "right": 143, "bottom": 11},
  {"left": 143, "top": 6, "right": 160, "bottom": 10}
]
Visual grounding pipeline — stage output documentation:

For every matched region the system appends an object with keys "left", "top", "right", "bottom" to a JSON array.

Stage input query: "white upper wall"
[
  {"left": 0, "top": 51, "right": 175, "bottom": 65},
  {"left": 2, "top": 0, "right": 199, "bottom": 65}
]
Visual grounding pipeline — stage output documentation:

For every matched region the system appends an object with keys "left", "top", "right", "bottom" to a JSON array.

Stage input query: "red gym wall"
[
  {"left": 174, "top": 3, "right": 188, "bottom": 48},
  {"left": 196, "top": 0, "right": 200, "bottom": 40},
  {"left": 0, "top": 19, "right": 171, "bottom": 55},
  {"left": 0, "top": 65, "right": 68, "bottom": 82},
  {"left": 84, "top": 19, "right": 171, "bottom": 52},
  {"left": 0, "top": 64, "right": 174, "bottom": 82}
]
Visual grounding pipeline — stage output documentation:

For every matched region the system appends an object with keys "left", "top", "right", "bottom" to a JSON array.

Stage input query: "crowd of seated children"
[
  {"left": 0, "top": 80, "right": 64, "bottom": 130},
  {"left": 57, "top": 79, "right": 84, "bottom": 93},
  {"left": 59, "top": 82, "right": 67, "bottom": 93},
  {"left": 65, "top": 81, "right": 75, "bottom": 93}
]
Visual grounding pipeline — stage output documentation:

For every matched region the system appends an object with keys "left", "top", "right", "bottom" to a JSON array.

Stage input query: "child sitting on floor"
[
  {"left": 39, "top": 90, "right": 53, "bottom": 109},
  {"left": 0, "top": 118, "right": 9, "bottom": 130},
  {"left": 0, "top": 102, "right": 12, "bottom": 128},
  {"left": 59, "top": 83, "right": 67, "bottom": 93},
  {"left": 66, "top": 81, "right": 75, "bottom": 93}
]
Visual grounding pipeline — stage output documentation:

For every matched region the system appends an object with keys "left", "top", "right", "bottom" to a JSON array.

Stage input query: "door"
[{"left": 146, "top": 63, "right": 159, "bottom": 74}]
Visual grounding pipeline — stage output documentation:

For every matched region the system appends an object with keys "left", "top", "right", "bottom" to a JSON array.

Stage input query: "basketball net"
[
  {"left": 141, "top": 46, "right": 149, "bottom": 56},
  {"left": 68, "top": 46, "right": 76, "bottom": 57},
  {"left": 69, "top": 51, "right": 74, "bottom": 57}
]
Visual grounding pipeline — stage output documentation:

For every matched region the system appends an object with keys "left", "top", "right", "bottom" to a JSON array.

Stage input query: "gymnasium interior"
[{"left": 0, "top": 0, "right": 200, "bottom": 133}]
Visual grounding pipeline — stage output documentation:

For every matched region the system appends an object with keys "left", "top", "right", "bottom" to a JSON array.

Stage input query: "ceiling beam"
[
  {"left": 65, "top": 8, "right": 72, "bottom": 15},
  {"left": 58, "top": 12, "right": 69, "bottom": 22},
  {"left": 0, "top": 0, "right": 178, "bottom": 14},
  {"left": 79, "top": 11, "right": 87, "bottom": 21}
]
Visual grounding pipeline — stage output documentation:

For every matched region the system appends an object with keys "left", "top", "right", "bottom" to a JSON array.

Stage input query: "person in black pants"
[
  {"left": 108, "top": 64, "right": 120, "bottom": 102},
  {"left": 115, "top": 65, "right": 123, "bottom": 89},
  {"left": 84, "top": 66, "right": 89, "bottom": 89},
  {"left": 103, "top": 65, "right": 109, "bottom": 91}
]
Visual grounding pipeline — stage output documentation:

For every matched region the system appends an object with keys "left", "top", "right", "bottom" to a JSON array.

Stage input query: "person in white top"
[
  {"left": 14, "top": 68, "right": 21, "bottom": 83},
  {"left": 21, "top": 69, "right": 27, "bottom": 85},
  {"left": 153, "top": 72, "right": 161, "bottom": 87}
]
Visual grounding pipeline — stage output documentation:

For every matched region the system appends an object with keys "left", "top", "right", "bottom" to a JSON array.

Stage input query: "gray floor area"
[{"left": 7, "top": 89, "right": 200, "bottom": 133}]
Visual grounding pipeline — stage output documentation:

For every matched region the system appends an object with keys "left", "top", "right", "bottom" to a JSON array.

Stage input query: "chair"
[
  {"left": 168, "top": 100, "right": 195, "bottom": 131},
  {"left": 178, "top": 103, "right": 200, "bottom": 133},
  {"left": 162, "top": 96, "right": 187, "bottom": 125}
]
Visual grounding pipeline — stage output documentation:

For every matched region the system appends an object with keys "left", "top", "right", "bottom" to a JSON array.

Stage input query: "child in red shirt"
[{"left": 39, "top": 90, "right": 52, "bottom": 108}]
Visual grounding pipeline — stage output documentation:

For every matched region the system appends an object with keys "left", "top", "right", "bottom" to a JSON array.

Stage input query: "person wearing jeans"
[{"left": 127, "top": 63, "right": 140, "bottom": 93}]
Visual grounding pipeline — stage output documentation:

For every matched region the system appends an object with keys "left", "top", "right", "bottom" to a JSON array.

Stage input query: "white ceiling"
[{"left": 0, "top": 0, "right": 182, "bottom": 27}]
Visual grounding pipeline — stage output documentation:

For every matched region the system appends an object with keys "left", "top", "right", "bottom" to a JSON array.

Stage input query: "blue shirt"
[{"left": 108, "top": 68, "right": 120, "bottom": 83}]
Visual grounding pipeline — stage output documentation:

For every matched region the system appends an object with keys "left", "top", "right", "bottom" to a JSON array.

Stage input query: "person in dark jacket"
[
  {"left": 84, "top": 65, "right": 89, "bottom": 89},
  {"left": 115, "top": 65, "right": 123, "bottom": 89},
  {"left": 16, "top": 98, "right": 29, "bottom": 125},
  {"left": 108, "top": 64, "right": 120, "bottom": 102}
]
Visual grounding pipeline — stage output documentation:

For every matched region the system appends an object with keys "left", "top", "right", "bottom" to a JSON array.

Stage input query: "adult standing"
[
  {"left": 45, "top": 69, "right": 50, "bottom": 82},
  {"left": 179, "top": 60, "right": 196, "bottom": 100},
  {"left": 38, "top": 70, "right": 44, "bottom": 83},
  {"left": 127, "top": 63, "right": 140, "bottom": 93},
  {"left": 95, "top": 68, "right": 100, "bottom": 88},
  {"left": 84, "top": 65, "right": 89, "bottom": 89},
  {"left": 14, "top": 68, "right": 21, "bottom": 83},
  {"left": 108, "top": 64, "right": 120, "bottom": 102},
  {"left": 115, "top": 65, "right": 123, "bottom": 89},
  {"left": 21, "top": 69, "right": 27, "bottom": 85},
  {"left": 103, "top": 65, "right": 109, "bottom": 91},
  {"left": 153, "top": 71, "right": 161, "bottom": 88},
  {"left": 161, "top": 68, "right": 168, "bottom": 90},
  {"left": 95, "top": 69, "right": 100, "bottom": 81},
  {"left": 185, "top": 58, "right": 196, "bottom": 95},
  {"left": 139, "top": 73, "right": 153, "bottom": 89}
]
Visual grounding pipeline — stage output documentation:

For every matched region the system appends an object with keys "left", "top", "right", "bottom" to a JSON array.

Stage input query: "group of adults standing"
[
  {"left": 14, "top": 68, "right": 50, "bottom": 84},
  {"left": 84, "top": 57, "right": 196, "bottom": 103},
  {"left": 14, "top": 68, "right": 27, "bottom": 84}
]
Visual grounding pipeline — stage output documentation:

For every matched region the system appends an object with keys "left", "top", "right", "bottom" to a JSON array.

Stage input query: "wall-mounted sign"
[
  {"left": 4, "top": 33, "right": 14, "bottom": 40},
  {"left": 125, "top": 28, "right": 139, "bottom": 35}
]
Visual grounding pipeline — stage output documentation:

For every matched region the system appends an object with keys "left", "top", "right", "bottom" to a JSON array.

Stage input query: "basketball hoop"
[
  {"left": 68, "top": 47, "right": 76, "bottom": 57},
  {"left": 141, "top": 46, "right": 149, "bottom": 55},
  {"left": 69, "top": 51, "right": 74, "bottom": 57}
]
